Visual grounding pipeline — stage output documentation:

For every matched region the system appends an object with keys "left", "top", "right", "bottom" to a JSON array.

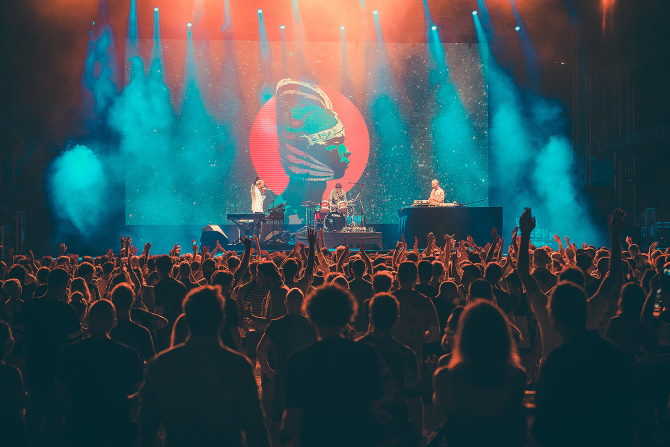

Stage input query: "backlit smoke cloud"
[{"left": 49, "top": 144, "right": 108, "bottom": 234}]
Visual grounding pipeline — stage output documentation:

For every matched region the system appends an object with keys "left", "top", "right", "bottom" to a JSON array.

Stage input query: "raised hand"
[
  {"left": 192, "top": 239, "right": 198, "bottom": 255},
  {"left": 144, "top": 242, "right": 151, "bottom": 254},
  {"left": 214, "top": 240, "right": 223, "bottom": 253},
  {"left": 241, "top": 236, "right": 252, "bottom": 249},
  {"left": 511, "top": 226, "right": 519, "bottom": 239},
  {"left": 625, "top": 235, "right": 633, "bottom": 246},
  {"left": 307, "top": 228, "right": 317, "bottom": 246},
  {"left": 491, "top": 227, "right": 499, "bottom": 242},
  {"left": 608, "top": 208, "right": 627, "bottom": 234},
  {"left": 59, "top": 243, "right": 68, "bottom": 256},
  {"left": 519, "top": 208, "right": 536, "bottom": 235}
]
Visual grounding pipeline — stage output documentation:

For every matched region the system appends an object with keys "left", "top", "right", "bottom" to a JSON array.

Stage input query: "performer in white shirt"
[
  {"left": 428, "top": 179, "right": 445, "bottom": 205},
  {"left": 250, "top": 178, "right": 266, "bottom": 213}
]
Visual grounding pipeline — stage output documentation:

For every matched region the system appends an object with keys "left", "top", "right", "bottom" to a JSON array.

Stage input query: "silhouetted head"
[
  {"left": 468, "top": 278, "right": 494, "bottom": 302},
  {"left": 285, "top": 288, "right": 304, "bottom": 314},
  {"left": 87, "top": 299, "right": 116, "bottom": 336},
  {"left": 549, "top": 281, "right": 587, "bottom": 339},
  {"left": 47, "top": 268, "right": 70, "bottom": 297},
  {"left": 75, "top": 262, "right": 95, "bottom": 282},
  {"left": 1, "top": 279, "right": 22, "bottom": 300},
  {"left": 372, "top": 271, "right": 394, "bottom": 293},
  {"left": 558, "top": 266, "right": 586, "bottom": 288},
  {"left": 369, "top": 293, "right": 399, "bottom": 333},
  {"left": 155, "top": 255, "right": 173, "bottom": 276},
  {"left": 304, "top": 284, "right": 357, "bottom": 331},
  {"left": 182, "top": 285, "right": 226, "bottom": 338},
  {"left": 397, "top": 261, "right": 418, "bottom": 288},
  {"left": 351, "top": 259, "right": 366, "bottom": 278},
  {"left": 484, "top": 262, "right": 503, "bottom": 285},
  {"left": 211, "top": 270, "right": 235, "bottom": 297},
  {"left": 618, "top": 282, "right": 645, "bottom": 317},
  {"left": 257, "top": 261, "right": 282, "bottom": 288},
  {"left": 111, "top": 283, "right": 135, "bottom": 314},
  {"left": 449, "top": 300, "right": 520, "bottom": 378},
  {"left": 417, "top": 260, "right": 433, "bottom": 283},
  {"left": 461, "top": 263, "right": 481, "bottom": 287},
  {"left": 281, "top": 258, "right": 300, "bottom": 281}
]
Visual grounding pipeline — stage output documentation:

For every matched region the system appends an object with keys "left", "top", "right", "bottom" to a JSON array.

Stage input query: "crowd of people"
[{"left": 1, "top": 208, "right": 669, "bottom": 447}]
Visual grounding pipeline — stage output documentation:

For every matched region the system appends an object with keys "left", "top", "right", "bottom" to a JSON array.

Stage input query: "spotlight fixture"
[
  {"left": 431, "top": 25, "right": 437, "bottom": 31},
  {"left": 154, "top": 7, "right": 159, "bottom": 12},
  {"left": 472, "top": 10, "right": 478, "bottom": 15},
  {"left": 340, "top": 25, "right": 345, "bottom": 30},
  {"left": 280, "top": 25, "right": 286, "bottom": 30},
  {"left": 257, "top": 9, "right": 263, "bottom": 14},
  {"left": 186, "top": 22, "right": 193, "bottom": 28},
  {"left": 515, "top": 25, "right": 521, "bottom": 31},
  {"left": 372, "top": 10, "right": 378, "bottom": 15}
]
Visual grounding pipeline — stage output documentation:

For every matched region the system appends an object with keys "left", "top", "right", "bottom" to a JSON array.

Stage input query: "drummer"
[{"left": 327, "top": 183, "right": 347, "bottom": 212}]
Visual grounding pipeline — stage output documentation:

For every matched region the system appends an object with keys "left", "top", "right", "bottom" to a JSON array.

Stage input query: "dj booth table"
[{"left": 399, "top": 206, "right": 503, "bottom": 248}]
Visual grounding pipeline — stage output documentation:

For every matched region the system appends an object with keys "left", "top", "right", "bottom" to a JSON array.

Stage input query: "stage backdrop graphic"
[{"left": 124, "top": 40, "right": 487, "bottom": 225}]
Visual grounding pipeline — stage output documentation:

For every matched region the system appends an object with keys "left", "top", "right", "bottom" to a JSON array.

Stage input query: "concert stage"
[
  {"left": 399, "top": 206, "right": 503, "bottom": 248},
  {"left": 294, "top": 230, "right": 383, "bottom": 250}
]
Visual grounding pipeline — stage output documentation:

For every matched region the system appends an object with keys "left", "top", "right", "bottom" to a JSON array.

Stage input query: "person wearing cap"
[{"left": 328, "top": 183, "right": 347, "bottom": 212}]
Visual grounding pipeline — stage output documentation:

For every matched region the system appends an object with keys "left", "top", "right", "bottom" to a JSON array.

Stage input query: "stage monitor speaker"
[{"left": 200, "top": 225, "right": 229, "bottom": 248}]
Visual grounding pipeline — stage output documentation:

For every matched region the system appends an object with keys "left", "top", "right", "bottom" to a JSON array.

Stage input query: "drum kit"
[{"left": 300, "top": 196, "right": 365, "bottom": 232}]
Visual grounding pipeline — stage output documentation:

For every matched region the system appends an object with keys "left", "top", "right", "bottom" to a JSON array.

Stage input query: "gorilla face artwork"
[{"left": 275, "top": 79, "right": 351, "bottom": 182}]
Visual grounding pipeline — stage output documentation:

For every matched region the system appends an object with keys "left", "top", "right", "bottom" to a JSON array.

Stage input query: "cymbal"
[{"left": 301, "top": 201, "right": 319, "bottom": 206}]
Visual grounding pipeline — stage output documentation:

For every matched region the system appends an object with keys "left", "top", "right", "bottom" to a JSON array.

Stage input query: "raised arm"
[
  {"left": 518, "top": 208, "right": 555, "bottom": 357},
  {"left": 360, "top": 239, "right": 373, "bottom": 277},
  {"left": 587, "top": 209, "right": 626, "bottom": 332},
  {"left": 233, "top": 237, "right": 253, "bottom": 288},
  {"left": 485, "top": 227, "right": 499, "bottom": 263},
  {"left": 295, "top": 229, "right": 317, "bottom": 293}
]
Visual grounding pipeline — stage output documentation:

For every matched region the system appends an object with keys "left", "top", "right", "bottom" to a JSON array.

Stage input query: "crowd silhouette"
[{"left": 1, "top": 209, "right": 670, "bottom": 446}]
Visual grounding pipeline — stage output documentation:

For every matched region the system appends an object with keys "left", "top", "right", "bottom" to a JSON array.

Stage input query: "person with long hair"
[{"left": 433, "top": 299, "right": 526, "bottom": 447}]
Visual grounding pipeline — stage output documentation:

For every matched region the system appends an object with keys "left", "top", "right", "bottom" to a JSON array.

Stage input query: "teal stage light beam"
[
  {"left": 473, "top": 11, "right": 600, "bottom": 244},
  {"left": 257, "top": 7, "right": 273, "bottom": 104},
  {"left": 367, "top": 12, "right": 420, "bottom": 206},
  {"left": 427, "top": 24, "right": 487, "bottom": 205}
]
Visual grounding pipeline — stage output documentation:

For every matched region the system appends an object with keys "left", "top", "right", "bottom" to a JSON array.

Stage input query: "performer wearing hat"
[{"left": 328, "top": 183, "right": 347, "bottom": 211}]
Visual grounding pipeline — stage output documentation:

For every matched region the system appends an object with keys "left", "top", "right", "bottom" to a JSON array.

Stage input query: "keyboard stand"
[{"left": 228, "top": 214, "right": 264, "bottom": 245}]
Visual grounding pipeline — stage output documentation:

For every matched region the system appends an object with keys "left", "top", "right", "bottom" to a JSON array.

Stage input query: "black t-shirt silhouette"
[
  {"left": 58, "top": 337, "right": 143, "bottom": 429},
  {"left": 265, "top": 313, "right": 316, "bottom": 375},
  {"left": 111, "top": 319, "right": 156, "bottom": 361},
  {"left": 534, "top": 331, "right": 634, "bottom": 447},
  {"left": 154, "top": 277, "right": 187, "bottom": 324},
  {"left": 19, "top": 295, "right": 80, "bottom": 391},
  {"left": 286, "top": 338, "right": 383, "bottom": 447}
]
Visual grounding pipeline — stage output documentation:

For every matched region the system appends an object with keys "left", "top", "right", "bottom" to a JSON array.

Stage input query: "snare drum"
[
  {"left": 320, "top": 201, "right": 331, "bottom": 214},
  {"left": 337, "top": 201, "right": 348, "bottom": 215}
]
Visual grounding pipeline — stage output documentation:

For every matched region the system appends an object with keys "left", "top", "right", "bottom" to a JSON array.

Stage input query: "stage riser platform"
[{"left": 294, "top": 231, "right": 383, "bottom": 250}]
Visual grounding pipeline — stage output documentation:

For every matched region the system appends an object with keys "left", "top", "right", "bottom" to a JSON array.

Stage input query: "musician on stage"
[
  {"left": 251, "top": 178, "right": 267, "bottom": 213},
  {"left": 428, "top": 179, "right": 445, "bottom": 205},
  {"left": 328, "top": 183, "right": 347, "bottom": 211}
]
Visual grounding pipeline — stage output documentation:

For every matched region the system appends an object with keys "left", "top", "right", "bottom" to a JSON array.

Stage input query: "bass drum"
[{"left": 325, "top": 212, "right": 346, "bottom": 232}]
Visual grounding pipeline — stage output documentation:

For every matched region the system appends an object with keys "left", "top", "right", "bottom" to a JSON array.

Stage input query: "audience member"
[{"left": 140, "top": 286, "right": 269, "bottom": 447}]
